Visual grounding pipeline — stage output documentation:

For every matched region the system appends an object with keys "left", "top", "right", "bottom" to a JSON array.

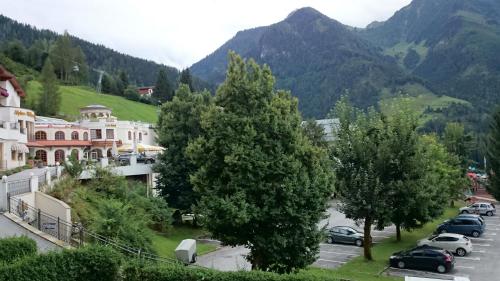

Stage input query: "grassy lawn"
[
  {"left": 300, "top": 206, "right": 461, "bottom": 281},
  {"left": 25, "top": 81, "right": 159, "bottom": 123},
  {"left": 151, "top": 226, "right": 217, "bottom": 259}
]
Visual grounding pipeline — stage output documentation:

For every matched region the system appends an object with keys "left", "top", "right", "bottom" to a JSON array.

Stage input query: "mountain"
[
  {"left": 359, "top": 0, "right": 500, "bottom": 117},
  {"left": 192, "top": 7, "right": 422, "bottom": 118},
  {"left": 0, "top": 14, "right": 210, "bottom": 90}
]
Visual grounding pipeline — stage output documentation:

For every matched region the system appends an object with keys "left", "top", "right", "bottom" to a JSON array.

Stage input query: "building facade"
[
  {"left": 0, "top": 65, "right": 35, "bottom": 170},
  {"left": 29, "top": 105, "right": 157, "bottom": 165}
]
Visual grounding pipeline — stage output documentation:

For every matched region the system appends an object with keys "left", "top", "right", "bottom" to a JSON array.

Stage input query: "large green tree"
[
  {"left": 155, "top": 84, "right": 212, "bottom": 212},
  {"left": 153, "top": 69, "right": 173, "bottom": 103},
  {"left": 487, "top": 107, "right": 500, "bottom": 200},
  {"left": 331, "top": 99, "right": 391, "bottom": 260},
  {"left": 443, "top": 122, "right": 473, "bottom": 170},
  {"left": 187, "top": 53, "right": 334, "bottom": 273},
  {"left": 37, "top": 58, "right": 61, "bottom": 116},
  {"left": 50, "top": 31, "right": 88, "bottom": 84}
]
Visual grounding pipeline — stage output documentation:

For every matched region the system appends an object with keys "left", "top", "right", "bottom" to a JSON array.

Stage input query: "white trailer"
[{"left": 175, "top": 239, "right": 197, "bottom": 264}]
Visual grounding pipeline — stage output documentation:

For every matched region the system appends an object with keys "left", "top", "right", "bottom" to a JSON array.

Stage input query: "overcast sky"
[{"left": 1, "top": 0, "right": 412, "bottom": 69}]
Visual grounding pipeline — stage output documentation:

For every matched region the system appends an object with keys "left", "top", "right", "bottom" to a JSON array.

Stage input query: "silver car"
[{"left": 460, "top": 202, "right": 496, "bottom": 216}]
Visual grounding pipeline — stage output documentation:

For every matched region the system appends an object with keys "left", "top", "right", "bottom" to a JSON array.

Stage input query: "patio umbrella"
[{"left": 118, "top": 143, "right": 165, "bottom": 153}]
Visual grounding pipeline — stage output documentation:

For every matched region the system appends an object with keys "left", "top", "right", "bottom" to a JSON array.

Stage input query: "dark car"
[
  {"left": 118, "top": 153, "right": 155, "bottom": 165},
  {"left": 389, "top": 246, "right": 455, "bottom": 273},
  {"left": 436, "top": 217, "right": 485, "bottom": 237},
  {"left": 457, "top": 214, "right": 485, "bottom": 226},
  {"left": 325, "top": 226, "right": 367, "bottom": 247}
]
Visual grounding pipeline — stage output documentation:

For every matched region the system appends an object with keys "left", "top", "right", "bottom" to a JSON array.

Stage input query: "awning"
[
  {"left": 11, "top": 143, "right": 29, "bottom": 153},
  {"left": 118, "top": 143, "right": 165, "bottom": 153}
]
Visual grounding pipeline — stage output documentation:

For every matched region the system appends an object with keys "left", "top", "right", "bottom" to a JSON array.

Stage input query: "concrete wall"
[{"left": 35, "top": 191, "right": 71, "bottom": 223}]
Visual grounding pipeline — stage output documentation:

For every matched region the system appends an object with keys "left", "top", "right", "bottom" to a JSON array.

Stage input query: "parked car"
[
  {"left": 460, "top": 202, "right": 496, "bottom": 216},
  {"left": 457, "top": 213, "right": 485, "bottom": 226},
  {"left": 117, "top": 153, "right": 155, "bottom": 165},
  {"left": 436, "top": 217, "right": 485, "bottom": 237},
  {"left": 417, "top": 233, "right": 472, "bottom": 256},
  {"left": 325, "top": 226, "right": 368, "bottom": 247},
  {"left": 390, "top": 246, "right": 455, "bottom": 273}
]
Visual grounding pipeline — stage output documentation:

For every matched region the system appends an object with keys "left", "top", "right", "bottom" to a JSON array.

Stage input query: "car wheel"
[
  {"left": 327, "top": 237, "right": 334, "bottom": 244},
  {"left": 456, "top": 248, "right": 466, "bottom": 257},
  {"left": 397, "top": 261, "right": 405, "bottom": 269},
  {"left": 437, "top": 264, "right": 446, "bottom": 273},
  {"left": 461, "top": 210, "right": 469, "bottom": 214},
  {"left": 355, "top": 239, "right": 363, "bottom": 247},
  {"left": 472, "top": 230, "right": 480, "bottom": 237},
  {"left": 192, "top": 253, "right": 197, "bottom": 263},
  {"left": 487, "top": 211, "right": 494, "bottom": 217}
]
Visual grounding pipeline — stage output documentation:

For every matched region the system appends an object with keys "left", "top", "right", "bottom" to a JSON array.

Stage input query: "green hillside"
[{"left": 25, "top": 81, "right": 158, "bottom": 123}]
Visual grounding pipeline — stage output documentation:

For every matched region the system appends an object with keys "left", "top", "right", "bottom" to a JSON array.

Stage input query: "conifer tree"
[
  {"left": 179, "top": 68, "right": 194, "bottom": 92},
  {"left": 37, "top": 58, "right": 61, "bottom": 116},
  {"left": 153, "top": 69, "right": 173, "bottom": 103},
  {"left": 487, "top": 107, "right": 500, "bottom": 200}
]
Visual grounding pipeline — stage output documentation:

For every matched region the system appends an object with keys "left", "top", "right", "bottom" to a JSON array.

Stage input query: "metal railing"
[
  {"left": 38, "top": 174, "right": 46, "bottom": 185},
  {"left": 7, "top": 179, "right": 31, "bottom": 197},
  {"left": 7, "top": 196, "right": 181, "bottom": 265}
]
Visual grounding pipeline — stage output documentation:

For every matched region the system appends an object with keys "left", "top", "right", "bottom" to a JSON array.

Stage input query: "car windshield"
[{"left": 428, "top": 234, "right": 438, "bottom": 240}]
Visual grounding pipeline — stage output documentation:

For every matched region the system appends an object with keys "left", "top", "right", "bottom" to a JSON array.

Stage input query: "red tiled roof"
[
  {"left": 0, "top": 65, "right": 25, "bottom": 97},
  {"left": 28, "top": 140, "right": 92, "bottom": 147}
]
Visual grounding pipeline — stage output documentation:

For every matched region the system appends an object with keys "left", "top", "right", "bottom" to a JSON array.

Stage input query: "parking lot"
[
  {"left": 385, "top": 215, "right": 500, "bottom": 280},
  {"left": 314, "top": 201, "right": 397, "bottom": 269}
]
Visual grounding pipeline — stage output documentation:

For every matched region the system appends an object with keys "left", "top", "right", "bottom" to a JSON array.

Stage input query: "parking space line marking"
[
  {"left": 317, "top": 258, "right": 346, "bottom": 264},
  {"left": 472, "top": 250, "right": 486, "bottom": 253},
  {"left": 485, "top": 228, "right": 500, "bottom": 231},
  {"left": 485, "top": 232, "right": 497, "bottom": 236},
  {"left": 372, "top": 235, "right": 391, "bottom": 239},
  {"left": 388, "top": 267, "right": 463, "bottom": 279},
  {"left": 454, "top": 256, "right": 480, "bottom": 261},
  {"left": 474, "top": 243, "right": 491, "bottom": 247},
  {"left": 372, "top": 230, "right": 395, "bottom": 234},
  {"left": 471, "top": 237, "right": 493, "bottom": 241},
  {"left": 320, "top": 250, "right": 360, "bottom": 256},
  {"left": 455, "top": 265, "right": 475, "bottom": 269}
]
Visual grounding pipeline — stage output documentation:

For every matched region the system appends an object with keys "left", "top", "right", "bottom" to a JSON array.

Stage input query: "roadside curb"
[{"left": 3, "top": 212, "right": 72, "bottom": 250}]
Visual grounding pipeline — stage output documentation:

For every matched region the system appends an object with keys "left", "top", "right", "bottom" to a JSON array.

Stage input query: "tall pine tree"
[
  {"left": 179, "top": 68, "right": 194, "bottom": 92},
  {"left": 37, "top": 58, "right": 61, "bottom": 116},
  {"left": 153, "top": 69, "right": 173, "bottom": 103}
]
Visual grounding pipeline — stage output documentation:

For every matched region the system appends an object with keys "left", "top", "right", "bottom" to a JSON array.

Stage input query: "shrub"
[
  {"left": 0, "top": 246, "right": 121, "bottom": 281},
  {"left": 0, "top": 236, "right": 37, "bottom": 264}
]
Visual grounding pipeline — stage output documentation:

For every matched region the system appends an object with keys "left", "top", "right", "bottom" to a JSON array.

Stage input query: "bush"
[
  {"left": 0, "top": 246, "right": 121, "bottom": 281},
  {"left": 0, "top": 236, "right": 37, "bottom": 264},
  {"left": 122, "top": 262, "right": 341, "bottom": 281}
]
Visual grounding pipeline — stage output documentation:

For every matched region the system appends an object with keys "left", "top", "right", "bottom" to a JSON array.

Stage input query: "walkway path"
[
  {"left": 0, "top": 213, "right": 60, "bottom": 252},
  {"left": 6, "top": 167, "right": 54, "bottom": 182}
]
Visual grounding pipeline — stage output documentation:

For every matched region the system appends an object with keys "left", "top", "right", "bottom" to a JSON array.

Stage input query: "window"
[
  {"left": 35, "top": 150, "right": 47, "bottom": 163},
  {"left": 90, "top": 129, "right": 102, "bottom": 140},
  {"left": 71, "top": 131, "right": 79, "bottom": 140},
  {"left": 83, "top": 132, "right": 89, "bottom": 141},
  {"left": 55, "top": 131, "right": 65, "bottom": 140},
  {"left": 11, "top": 150, "right": 16, "bottom": 161},
  {"left": 128, "top": 131, "right": 132, "bottom": 140},
  {"left": 410, "top": 251, "right": 424, "bottom": 257},
  {"left": 139, "top": 132, "right": 142, "bottom": 141},
  {"left": 107, "top": 149, "right": 112, "bottom": 158},
  {"left": 35, "top": 131, "right": 47, "bottom": 140},
  {"left": 54, "top": 150, "right": 65, "bottom": 163},
  {"left": 106, "top": 129, "right": 114, "bottom": 139},
  {"left": 17, "top": 153, "right": 23, "bottom": 161}
]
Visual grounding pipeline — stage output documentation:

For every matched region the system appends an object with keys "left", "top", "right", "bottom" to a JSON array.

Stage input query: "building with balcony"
[
  {"left": 0, "top": 65, "right": 35, "bottom": 170},
  {"left": 28, "top": 104, "right": 157, "bottom": 166}
]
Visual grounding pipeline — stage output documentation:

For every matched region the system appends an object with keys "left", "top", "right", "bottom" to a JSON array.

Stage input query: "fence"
[
  {"left": 6, "top": 179, "right": 31, "bottom": 197},
  {"left": 7, "top": 195, "right": 181, "bottom": 265}
]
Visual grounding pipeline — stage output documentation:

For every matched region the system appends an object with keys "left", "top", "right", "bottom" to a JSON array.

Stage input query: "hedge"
[
  {"left": 0, "top": 236, "right": 37, "bottom": 263},
  {"left": 0, "top": 246, "right": 121, "bottom": 281},
  {"left": 122, "top": 262, "right": 341, "bottom": 281}
]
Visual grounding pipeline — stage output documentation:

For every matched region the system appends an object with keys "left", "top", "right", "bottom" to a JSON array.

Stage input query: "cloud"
[{"left": 1, "top": 0, "right": 411, "bottom": 68}]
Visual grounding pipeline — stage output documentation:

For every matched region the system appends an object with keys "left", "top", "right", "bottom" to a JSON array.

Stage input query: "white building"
[
  {"left": 29, "top": 104, "right": 157, "bottom": 165},
  {"left": 0, "top": 65, "right": 35, "bottom": 170}
]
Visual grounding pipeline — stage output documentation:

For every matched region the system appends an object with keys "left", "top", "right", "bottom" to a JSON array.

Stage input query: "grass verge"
[
  {"left": 151, "top": 226, "right": 217, "bottom": 259},
  {"left": 300, "top": 206, "right": 460, "bottom": 281}
]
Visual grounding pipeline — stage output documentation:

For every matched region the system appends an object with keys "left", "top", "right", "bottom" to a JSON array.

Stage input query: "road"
[
  {"left": 0, "top": 213, "right": 60, "bottom": 252},
  {"left": 195, "top": 201, "right": 396, "bottom": 271}
]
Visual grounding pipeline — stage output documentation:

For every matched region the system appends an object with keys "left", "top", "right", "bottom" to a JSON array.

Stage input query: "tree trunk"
[
  {"left": 396, "top": 223, "right": 402, "bottom": 242},
  {"left": 450, "top": 200, "right": 455, "bottom": 207},
  {"left": 363, "top": 217, "right": 373, "bottom": 260},
  {"left": 251, "top": 251, "right": 263, "bottom": 271}
]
